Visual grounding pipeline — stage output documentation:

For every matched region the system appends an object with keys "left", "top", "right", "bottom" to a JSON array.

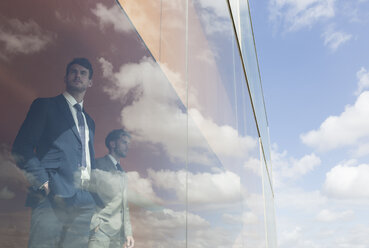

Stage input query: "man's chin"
[{"left": 67, "top": 86, "right": 87, "bottom": 93}]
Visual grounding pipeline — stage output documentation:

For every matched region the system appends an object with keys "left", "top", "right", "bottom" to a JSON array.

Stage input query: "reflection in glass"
[{"left": 0, "top": 0, "right": 276, "bottom": 247}]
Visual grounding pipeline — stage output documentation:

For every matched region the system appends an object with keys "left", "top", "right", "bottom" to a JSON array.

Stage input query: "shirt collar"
[
  {"left": 107, "top": 154, "right": 118, "bottom": 165},
  {"left": 63, "top": 91, "right": 84, "bottom": 108}
]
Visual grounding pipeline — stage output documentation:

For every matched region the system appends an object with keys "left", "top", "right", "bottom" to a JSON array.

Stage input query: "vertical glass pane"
[
  {"left": 186, "top": 0, "right": 266, "bottom": 247},
  {"left": 117, "top": 0, "right": 189, "bottom": 246},
  {"left": 237, "top": 0, "right": 272, "bottom": 173},
  {"left": 238, "top": 58, "right": 267, "bottom": 248},
  {"left": 118, "top": 0, "right": 162, "bottom": 58},
  {"left": 262, "top": 156, "right": 278, "bottom": 248}
]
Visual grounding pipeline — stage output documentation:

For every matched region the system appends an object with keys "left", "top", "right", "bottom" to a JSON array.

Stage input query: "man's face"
[
  {"left": 113, "top": 135, "right": 130, "bottom": 158},
  {"left": 65, "top": 64, "right": 92, "bottom": 93}
]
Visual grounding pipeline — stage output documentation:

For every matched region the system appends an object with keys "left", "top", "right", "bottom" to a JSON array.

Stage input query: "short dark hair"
[
  {"left": 105, "top": 129, "right": 131, "bottom": 150},
  {"left": 65, "top": 57, "right": 93, "bottom": 79}
]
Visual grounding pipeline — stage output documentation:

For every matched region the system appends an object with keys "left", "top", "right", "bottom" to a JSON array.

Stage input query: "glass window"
[{"left": 0, "top": 0, "right": 276, "bottom": 247}]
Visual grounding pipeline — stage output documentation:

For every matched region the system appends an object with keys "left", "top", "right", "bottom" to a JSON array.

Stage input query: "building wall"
[{"left": 0, "top": 0, "right": 276, "bottom": 247}]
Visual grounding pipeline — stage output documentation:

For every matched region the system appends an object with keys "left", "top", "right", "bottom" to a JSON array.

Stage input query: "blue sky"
[{"left": 250, "top": 0, "right": 369, "bottom": 247}]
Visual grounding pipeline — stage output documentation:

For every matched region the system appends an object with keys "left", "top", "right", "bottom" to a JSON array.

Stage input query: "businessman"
[
  {"left": 89, "top": 129, "right": 134, "bottom": 248},
  {"left": 12, "top": 58, "right": 97, "bottom": 247}
]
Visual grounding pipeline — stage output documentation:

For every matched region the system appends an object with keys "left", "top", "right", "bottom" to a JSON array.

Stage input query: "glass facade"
[{"left": 0, "top": 0, "right": 276, "bottom": 247}]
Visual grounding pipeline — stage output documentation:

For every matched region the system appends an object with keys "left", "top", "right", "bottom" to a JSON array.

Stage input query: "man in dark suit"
[
  {"left": 88, "top": 129, "right": 134, "bottom": 248},
  {"left": 12, "top": 58, "right": 97, "bottom": 248}
]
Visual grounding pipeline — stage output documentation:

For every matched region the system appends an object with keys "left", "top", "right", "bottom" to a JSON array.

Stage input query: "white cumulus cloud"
[
  {"left": 193, "top": 0, "right": 232, "bottom": 35},
  {"left": 148, "top": 169, "right": 241, "bottom": 206},
  {"left": 244, "top": 156, "right": 262, "bottom": 176},
  {"left": 301, "top": 91, "right": 369, "bottom": 152},
  {"left": 0, "top": 17, "right": 55, "bottom": 60},
  {"left": 189, "top": 108, "right": 257, "bottom": 158},
  {"left": 351, "top": 141, "right": 369, "bottom": 157},
  {"left": 126, "top": 171, "right": 163, "bottom": 206},
  {"left": 323, "top": 162, "right": 369, "bottom": 198},
  {"left": 92, "top": 3, "right": 133, "bottom": 33},
  {"left": 99, "top": 57, "right": 257, "bottom": 166},
  {"left": 272, "top": 145, "right": 321, "bottom": 184},
  {"left": 131, "top": 207, "right": 237, "bottom": 247}
]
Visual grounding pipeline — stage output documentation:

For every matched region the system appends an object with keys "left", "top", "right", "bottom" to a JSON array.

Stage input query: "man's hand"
[{"left": 124, "top": 236, "right": 134, "bottom": 248}]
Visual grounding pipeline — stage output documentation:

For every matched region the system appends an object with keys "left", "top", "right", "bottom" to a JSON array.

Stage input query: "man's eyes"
[{"left": 70, "top": 70, "right": 87, "bottom": 76}]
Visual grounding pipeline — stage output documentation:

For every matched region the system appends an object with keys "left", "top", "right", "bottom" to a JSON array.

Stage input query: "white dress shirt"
[{"left": 63, "top": 91, "right": 91, "bottom": 181}]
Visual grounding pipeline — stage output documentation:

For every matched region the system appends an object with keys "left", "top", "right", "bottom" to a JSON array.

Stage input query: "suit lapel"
[
  {"left": 104, "top": 155, "right": 118, "bottom": 171},
  {"left": 55, "top": 94, "right": 81, "bottom": 143}
]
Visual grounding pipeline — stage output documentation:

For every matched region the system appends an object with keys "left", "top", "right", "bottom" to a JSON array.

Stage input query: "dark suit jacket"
[{"left": 12, "top": 94, "right": 96, "bottom": 207}]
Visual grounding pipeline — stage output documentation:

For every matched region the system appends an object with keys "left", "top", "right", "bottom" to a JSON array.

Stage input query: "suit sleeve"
[
  {"left": 90, "top": 163, "right": 120, "bottom": 219},
  {"left": 12, "top": 98, "right": 49, "bottom": 189},
  {"left": 122, "top": 173, "right": 133, "bottom": 239}
]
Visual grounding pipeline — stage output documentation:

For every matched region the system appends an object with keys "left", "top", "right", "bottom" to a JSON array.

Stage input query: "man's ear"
[
  {"left": 88, "top": 79, "right": 93, "bottom": 88},
  {"left": 109, "top": 140, "right": 116, "bottom": 149}
]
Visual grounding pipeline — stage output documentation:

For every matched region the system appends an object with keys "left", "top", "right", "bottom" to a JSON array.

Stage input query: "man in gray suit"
[{"left": 89, "top": 129, "right": 134, "bottom": 248}]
